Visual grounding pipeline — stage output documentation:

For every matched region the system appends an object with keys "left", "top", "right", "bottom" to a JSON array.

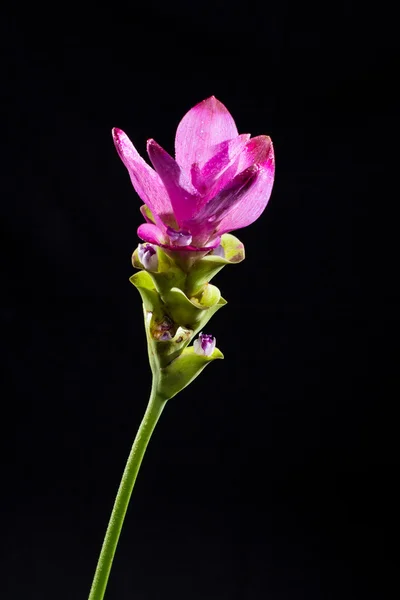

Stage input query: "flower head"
[
  {"left": 193, "top": 332, "right": 216, "bottom": 357},
  {"left": 113, "top": 96, "right": 275, "bottom": 252}
]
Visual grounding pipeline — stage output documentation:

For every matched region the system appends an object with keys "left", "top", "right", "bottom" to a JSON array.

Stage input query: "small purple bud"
[
  {"left": 152, "top": 316, "right": 174, "bottom": 341},
  {"left": 193, "top": 332, "right": 216, "bottom": 357},
  {"left": 159, "top": 317, "right": 173, "bottom": 331},
  {"left": 159, "top": 331, "right": 172, "bottom": 341},
  {"left": 211, "top": 244, "right": 225, "bottom": 258},
  {"left": 138, "top": 243, "right": 158, "bottom": 271},
  {"left": 166, "top": 227, "right": 192, "bottom": 247}
]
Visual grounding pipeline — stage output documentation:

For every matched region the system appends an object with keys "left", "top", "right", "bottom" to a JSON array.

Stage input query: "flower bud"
[
  {"left": 166, "top": 227, "right": 192, "bottom": 247},
  {"left": 193, "top": 332, "right": 216, "bottom": 357},
  {"left": 138, "top": 243, "right": 158, "bottom": 271},
  {"left": 211, "top": 244, "right": 225, "bottom": 258}
]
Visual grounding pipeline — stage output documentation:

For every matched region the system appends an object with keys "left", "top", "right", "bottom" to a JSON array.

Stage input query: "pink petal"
[
  {"left": 175, "top": 96, "right": 239, "bottom": 174},
  {"left": 137, "top": 223, "right": 168, "bottom": 246},
  {"left": 236, "top": 135, "right": 273, "bottom": 173},
  {"left": 217, "top": 141, "right": 275, "bottom": 234},
  {"left": 193, "top": 133, "right": 251, "bottom": 171},
  {"left": 191, "top": 134, "right": 250, "bottom": 196},
  {"left": 188, "top": 164, "right": 260, "bottom": 227},
  {"left": 147, "top": 139, "right": 199, "bottom": 225},
  {"left": 112, "top": 128, "right": 172, "bottom": 230}
]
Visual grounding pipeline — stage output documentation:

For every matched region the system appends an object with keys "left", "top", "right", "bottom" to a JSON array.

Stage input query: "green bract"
[
  {"left": 130, "top": 233, "right": 245, "bottom": 401},
  {"left": 186, "top": 233, "right": 245, "bottom": 295},
  {"left": 157, "top": 346, "right": 224, "bottom": 401}
]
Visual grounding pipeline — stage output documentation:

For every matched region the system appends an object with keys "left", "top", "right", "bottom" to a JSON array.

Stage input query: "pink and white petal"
[
  {"left": 112, "top": 128, "right": 172, "bottom": 229},
  {"left": 175, "top": 97, "right": 239, "bottom": 173},
  {"left": 217, "top": 155, "right": 275, "bottom": 235},
  {"left": 137, "top": 223, "right": 168, "bottom": 246},
  {"left": 147, "top": 139, "right": 199, "bottom": 225}
]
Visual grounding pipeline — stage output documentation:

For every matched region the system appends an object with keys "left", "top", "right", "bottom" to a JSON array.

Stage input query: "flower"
[
  {"left": 193, "top": 333, "right": 216, "bottom": 357},
  {"left": 113, "top": 96, "right": 275, "bottom": 252},
  {"left": 138, "top": 243, "right": 158, "bottom": 271}
]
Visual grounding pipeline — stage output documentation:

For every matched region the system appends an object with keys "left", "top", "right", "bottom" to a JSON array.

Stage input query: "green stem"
[{"left": 88, "top": 383, "right": 166, "bottom": 600}]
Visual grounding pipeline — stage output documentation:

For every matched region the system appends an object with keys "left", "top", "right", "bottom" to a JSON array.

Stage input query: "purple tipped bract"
[
  {"left": 193, "top": 333, "right": 216, "bottom": 357},
  {"left": 113, "top": 96, "right": 275, "bottom": 252}
]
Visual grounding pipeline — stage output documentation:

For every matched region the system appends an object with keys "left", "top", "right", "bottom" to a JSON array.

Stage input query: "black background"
[{"left": 1, "top": 3, "right": 397, "bottom": 599}]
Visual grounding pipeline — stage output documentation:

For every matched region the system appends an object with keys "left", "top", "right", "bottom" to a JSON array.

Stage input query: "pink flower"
[{"left": 113, "top": 96, "right": 275, "bottom": 252}]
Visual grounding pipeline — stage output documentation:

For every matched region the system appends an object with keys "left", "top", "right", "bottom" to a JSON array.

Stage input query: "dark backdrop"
[{"left": 1, "top": 3, "right": 396, "bottom": 599}]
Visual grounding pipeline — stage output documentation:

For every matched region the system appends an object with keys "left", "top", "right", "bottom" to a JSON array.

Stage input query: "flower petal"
[
  {"left": 138, "top": 222, "right": 220, "bottom": 252},
  {"left": 112, "top": 128, "right": 172, "bottom": 230},
  {"left": 175, "top": 96, "right": 239, "bottom": 174},
  {"left": 170, "top": 236, "right": 222, "bottom": 252},
  {"left": 147, "top": 139, "right": 198, "bottom": 225},
  {"left": 236, "top": 135, "right": 273, "bottom": 173},
  {"left": 191, "top": 134, "right": 250, "bottom": 196},
  {"left": 187, "top": 164, "right": 260, "bottom": 230},
  {"left": 137, "top": 223, "right": 168, "bottom": 246},
  {"left": 217, "top": 141, "right": 275, "bottom": 234}
]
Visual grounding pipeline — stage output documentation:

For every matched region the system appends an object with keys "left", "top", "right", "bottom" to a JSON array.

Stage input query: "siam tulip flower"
[
  {"left": 112, "top": 96, "right": 275, "bottom": 253},
  {"left": 193, "top": 333, "right": 216, "bottom": 357},
  {"left": 88, "top": 97, "right": 277, "bottom": 600}
]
